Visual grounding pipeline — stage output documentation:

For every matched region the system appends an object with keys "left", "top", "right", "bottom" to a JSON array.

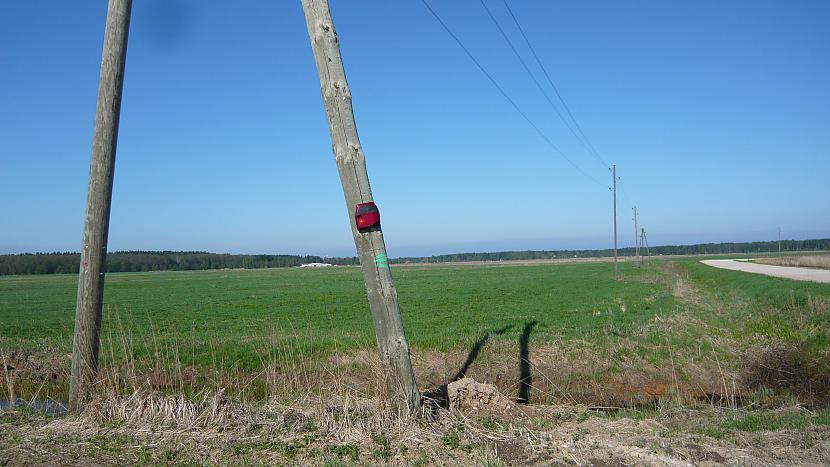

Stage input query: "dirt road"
[{"left": 701, "top": 259, "right": 830, "bottom": 284}]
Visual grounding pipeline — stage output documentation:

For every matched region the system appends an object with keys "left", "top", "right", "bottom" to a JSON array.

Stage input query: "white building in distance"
[{"left": 299, "top": 262, "right": 334, "bottom": 268}]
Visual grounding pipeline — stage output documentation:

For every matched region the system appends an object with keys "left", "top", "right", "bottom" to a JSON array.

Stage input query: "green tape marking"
[{"left": 374, "top": 253, "right": 389, "bottom": 268}]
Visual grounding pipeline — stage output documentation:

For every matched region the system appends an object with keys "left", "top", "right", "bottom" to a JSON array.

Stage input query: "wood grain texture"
[
  {"left": 69, "top": 0, "right": 132, "bottom": 412},
  {"left": 300, "top": 0, "right": 419, "bottom": 414}
]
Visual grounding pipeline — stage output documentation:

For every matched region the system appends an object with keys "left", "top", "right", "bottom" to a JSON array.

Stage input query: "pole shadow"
[
  {"left": 452, "top": 324, "right": 513, "bottom": 381},
  {"left": 422, "top": 324, "right": 513, "bottom": 414},
  {"left": 516, "top": 321, "right": 537, "bottom": 404}
]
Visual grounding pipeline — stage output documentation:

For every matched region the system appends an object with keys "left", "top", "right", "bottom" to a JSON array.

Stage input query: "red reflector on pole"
[{"left": 355, "top": 202, "right": 380, "bottom": 231}]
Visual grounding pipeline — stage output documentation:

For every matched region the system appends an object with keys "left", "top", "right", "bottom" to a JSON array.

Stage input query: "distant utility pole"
[
  {"left": 632, "top": 206, "right": 639, "bottom": 265},
  {"left": 300, "top": 0, "right": 419, "bottom": 414},
  {"left": 778, "top": 227, "right": 782, "bottom": 257},
  {"left": 612, "top": 165, "right": 618, "bottom": 276},
  {"left": 69, "top": 0, "right": 132, "bottom": 413},
  {"left": 641, "top": 228, "right": 650, "bottom": 258}
]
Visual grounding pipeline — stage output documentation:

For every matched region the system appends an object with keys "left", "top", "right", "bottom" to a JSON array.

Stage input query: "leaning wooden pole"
[
  {"left": 299, "top": 0, "right": 419, "bottom": 414},
  {"left": 69, "top": 0, "right": 132, "bottom": 412},
  {"left": 612, "top": 164, "right": 618, "bottom": 277}
]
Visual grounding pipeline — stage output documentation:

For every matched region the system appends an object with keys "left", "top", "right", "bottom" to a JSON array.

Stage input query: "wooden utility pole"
[
  {"left": 612, "top": 165, "right": 618, "bottom": 276},
  {"left": 69, "top": 0, "right": 132, "bottom": 413},
  {"left": 641, "top": 228, "right": 650, "bottom": 258},
  {"left": 778, "top": 227, "right": 782, "bottom": 257},
  {"left": 633, "top": 206, "right": 640, "bottom": 266},
  {"left": 300, "top": 0, "right": 419, "bottom": 414}
]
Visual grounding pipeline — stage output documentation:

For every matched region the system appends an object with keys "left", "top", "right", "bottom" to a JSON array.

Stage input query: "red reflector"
[{"left": 355, "top": 202, "right": 380, "bottom": 232}]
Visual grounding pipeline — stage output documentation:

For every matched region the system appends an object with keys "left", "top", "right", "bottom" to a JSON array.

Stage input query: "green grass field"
[
  {"left": 1, "top": 258, "right": 829, "bottom": 405},
  {"left": 1, "top": 262, "right": 673, "bottom": 364}
]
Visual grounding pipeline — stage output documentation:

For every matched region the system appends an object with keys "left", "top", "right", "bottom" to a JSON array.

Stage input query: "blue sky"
[{"left": 1, "top": 0, "right": 828, "bottom": 257}]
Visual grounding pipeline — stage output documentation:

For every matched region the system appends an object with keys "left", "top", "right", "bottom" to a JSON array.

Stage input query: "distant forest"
[
  {"left": 1, "top": 239, "right": 828, "bottom": 275},
  {"left": 0, "top": 251, "right": 358, "bottom": 276},
  {"left": 394, "top": 238, "right": 830, "bottom": 263}
]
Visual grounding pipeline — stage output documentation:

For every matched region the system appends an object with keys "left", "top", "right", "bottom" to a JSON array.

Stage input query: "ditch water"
[{"left": 0, "top": 398, "right": 68, "bottom": 416}]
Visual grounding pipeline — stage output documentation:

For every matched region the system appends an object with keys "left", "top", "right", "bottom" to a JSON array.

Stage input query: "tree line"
[
  {"left": 2, "top": 239, "right": 828, "bottom": 275},
  {"left": 0, "top": 251, "right": 358, "bottom": 275},
  {"left": 391, "top": 238, "right": 830, "bottom": 264}
]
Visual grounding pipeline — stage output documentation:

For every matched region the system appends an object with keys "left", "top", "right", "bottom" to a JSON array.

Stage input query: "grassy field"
[
  {"left": 1, "top": 262, "right": 673, "bottom": 361},
  {"left": 2, "top": 258, "right": 830, "bottom": 464},
  {"left": 2, "top": 258, "right": 829, "bottom": 404}
]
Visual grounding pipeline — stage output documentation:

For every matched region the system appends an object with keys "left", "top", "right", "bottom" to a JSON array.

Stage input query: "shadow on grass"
[
  {"left": 517, "top": 321, "right": 537, "bottom": 404},
  {"left": 451, "top": 325, "right": 513, "bottom": 381},
  {"left": 423, "top": 322, "right": 539, "bottom": 414}
]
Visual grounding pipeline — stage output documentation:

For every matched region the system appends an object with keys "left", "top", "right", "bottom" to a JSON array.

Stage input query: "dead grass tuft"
[
  {"left": 741, "top": 343, "right": 830, "bottom": 408},
  {"left": 83, "top": 388, "right": 247, "bottom": 431}
]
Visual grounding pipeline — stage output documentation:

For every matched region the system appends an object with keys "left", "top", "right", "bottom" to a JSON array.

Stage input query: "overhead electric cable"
[
  {"left": 501, "top": 0, "right": 609, "bottom": 169},
  {"left": 615, "top": 175, "right": 635, "bottom": 208},
  {"left": 477, "top": 0, "right": 605, "bottom": 170},
  {"left": 418, "top": 0, "right": 604, "bottom": 187}
]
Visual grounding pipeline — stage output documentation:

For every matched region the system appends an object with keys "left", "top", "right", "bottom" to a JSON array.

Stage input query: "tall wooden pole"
[
  {"left": 299, "top": 0, "right": 419, "bottom": 414},
  {"left": 612, "top": 164, "right": 618, "bottom": 276},
  {"left": 778, "top": 227, "right": 782, "bottom": 257},
  {"left": 69, "top": 0, "right": 132, "bottom": 412},
  {"left": 633, "top": 206, "right": 640, "bottom": 266}
]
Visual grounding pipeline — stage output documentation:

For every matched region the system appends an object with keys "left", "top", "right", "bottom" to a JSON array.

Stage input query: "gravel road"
[{"left": 701, "top": 259, "right": 830, "bottom": 284}]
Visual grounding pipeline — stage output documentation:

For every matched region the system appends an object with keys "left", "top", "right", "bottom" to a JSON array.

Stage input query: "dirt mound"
[{"left": 447, "top": 377, "right": 514, "bottom": 412}]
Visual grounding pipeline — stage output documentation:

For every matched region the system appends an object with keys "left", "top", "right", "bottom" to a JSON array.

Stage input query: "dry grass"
[
  {"left": 755, "top": 254, "right": 830, "bottom": 270},
  {"left": 1, "top": 350, "right": 15, "bottom": 404},
  {"left": 2, "top": 386, "right": 829, "bottom": 466},
  {"left": 741, "top": 343, "right": 830, "bottom": 408}
]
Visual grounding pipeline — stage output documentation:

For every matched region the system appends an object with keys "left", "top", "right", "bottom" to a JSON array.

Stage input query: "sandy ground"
[{"left": 701, "top": 259, "right": 830, "bottom": 284}]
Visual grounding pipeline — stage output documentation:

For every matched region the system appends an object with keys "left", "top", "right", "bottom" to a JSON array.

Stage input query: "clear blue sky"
[{"left": 1, "top": 1, "right": 828, "bottom": 257}]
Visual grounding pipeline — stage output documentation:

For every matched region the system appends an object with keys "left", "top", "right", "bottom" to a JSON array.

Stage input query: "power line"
[
  {"left": 501, "top": 0, "right": 609, "bottom": 169},
  {"left": 615, "top": 174, "right": 635, "bottom": 207},
  {"left": 418, "top": 0, "right": 605, "bottom": 188},
  {"left": 476, "top": 0, "right": 605, "bottom": 170},
  {"left": 484, "top": 0, "right": 642, "bottom": 248}
]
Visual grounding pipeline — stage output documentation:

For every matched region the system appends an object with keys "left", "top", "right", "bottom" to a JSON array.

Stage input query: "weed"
[
  {"left": 90, "top": 433, "right": 135, "bottom": 453},
  {"left": 479, "top": 415, "right": 499, "bottom": 430},
  {"left": 442, "top": 429, "right": 461, "bottom": 449},
  {"left": 370, "top": 432, "right": 391, "bottom": 459},
  {"left": 411, "top": 453, "right": 431, "bottom": 467},
  {"left": 329, "top": 444, "right": 360, "bottom": 462}
]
